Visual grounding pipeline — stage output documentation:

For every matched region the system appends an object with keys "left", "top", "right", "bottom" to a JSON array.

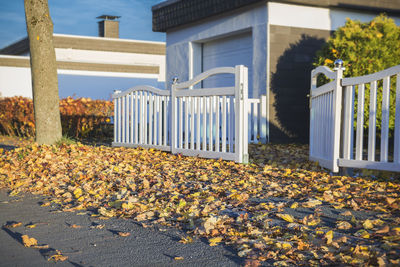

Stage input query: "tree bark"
[{"left": 24, "top": 0, "right": 62, "bottom": 145}]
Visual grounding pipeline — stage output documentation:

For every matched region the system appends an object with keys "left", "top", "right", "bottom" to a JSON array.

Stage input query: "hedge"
[{"left": 0, "top": 96, "right": 113, "bottom": 139}]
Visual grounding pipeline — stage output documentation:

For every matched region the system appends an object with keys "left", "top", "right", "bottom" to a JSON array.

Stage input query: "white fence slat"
[
  {"left": 381, "top": 76, "right": 390, "bottom": 162},
  {"left": 157, "top": 95, "right": 160, "bottom": 145},
  {"left": 190, "top": 97, "right": 195, "bottom": 150},
  {"left": 209, "top": 96, "right": 213, "bottom": 151},
  {"left": 163, "top": 96, "right": 168, "bottom": 146},
  {"left": 134, "top": 92, "right": 138, "bottom": 144},
  {"left": 130, "top": 93, "right": 134, "bottom": 143},
  {"left": 216, "top": 97, "right": 220, "bottom": 152},
  {"left": 179, "top": 97, "right": 183, "bottom": 149},
  {"left": 196, "top": 97, "right": 201, "bottom": 150},
  {"left": 356, "top": 84, "right": 365, "bottom": 160},
  {"left": 114, "top": 98, "right": 117, "bottom": 143},
  {"left": 122, "top": 96, "right": 126, "bottom": 143},
  {"left": 145, "top": 92, "right": 149, "bottom": 144},
  {"left": 368, "top": 81, "right": 377, "bottom": 161},
  {"left": 149, "top": 93, "right": 153, "bottom": 145},
  {"left": 395, "top": 74, "right": 400, "bottom": 163},
  {"left": 185, "top": 97, "right": 189, "bottom": 149},
  {"left": 126, "top": 95, "right": 130, "bottom": 143},
  {"left": 153, "top": 94, "right": 157, "bottom": 145},
  {"left": 202, "top": 96, "right": 207, "bottom": 151},
  {"left": 248, "top": 103, "right": 252, "bottom": 143},
  {"left": 222, "top": 96, "right": 227, "bottom": 152},
  {"left": 229, "top": 96, "right": 234, "bottom": 153}
]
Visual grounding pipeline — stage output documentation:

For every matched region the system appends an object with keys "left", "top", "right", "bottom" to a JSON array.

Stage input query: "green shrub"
[{"left": 314, "top": 14, "right": 400, "bottom": 132}]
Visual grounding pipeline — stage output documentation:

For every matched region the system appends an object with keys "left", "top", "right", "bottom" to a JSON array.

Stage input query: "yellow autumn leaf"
[
  {"left": 363, "top": 219, "right": 374, "bottom": 230},
  {"left": 48, "top": 254, "right": 68, "bottom": 262},
  {"left": 73, "top": 188, "right": 82, "bottom": 198},
  {"left": 325, "top": 230, "right": 333, "bottom": 245},
  {"left": 276, "top": 213, "right": 295, "bottom": 223},
  {"left": 178, "top": 199, "right": 186, "bottom": 208},
  {"left": 209, "top": 236, "right": 223, "bottom": 246},
  {"left": 337, "top": 221, "right": 352, "bottom": 230},
  {"left": 290, "top": 202, "right": 298, "bottom": 209},
  {"left": 303, "top": 199, "right": 322, "bottom": 208},
  {"left": 122, "top": 202, "right": 134, "bottom": 210},
  {"left": 22, "top": 235, "right": 38, "bottom": 247}
]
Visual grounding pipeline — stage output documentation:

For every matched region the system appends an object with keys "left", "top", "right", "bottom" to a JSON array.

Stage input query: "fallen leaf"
[
  {"left": 276, "top": 213, "right": 295, "bottom": 223},
  {"left": 70, "top": 224, "right": 81, "bottom": 229},
  {"left": 337, "top": 221, "right": 352, "bottom": 230},
  {"left": 4, "top": 222, "right": 22, "bottom": 228},
  {"left": 340, "top": 211, "right": 352, "bottom": 216},
  {"left": 302, "top": 199, "right": 322, "bottom": 208},
  {"left": 386, "top": 197, "right": 396, "bottom": 205},
  {"left": 325, "top": 230, "right": 333, "bottom": 245},
  {"left": 209, "top": 236, "right": 223, "bottom": 246},
  {"left": 363, "top": 219, "right": 374, "bottom": 230},
  {"left": 118, "top": 232, "right": 130, "bottom": 237},
  {"left": 21, "top": 235, "right": 38, "bottom": 247},
  {"left": 48, "top": 254, "right": 68, "bottom": 262},
  {"left": 26, "top": 223, "right": 36, "bottom": 228},
  {"left": 375, "top": 225, "right": 389, "bottom": 234},
  {"left": 179, "top": 236, "right": 193, "bottom": 244},
  {"left": 174, "top": 256, "right": 184, "bottom": 260}
]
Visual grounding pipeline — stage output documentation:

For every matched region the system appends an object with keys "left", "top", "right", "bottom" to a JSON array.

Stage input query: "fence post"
[
  {"left": 332, "top": 59, "right": 344, "bottom": 172},
  {"left": 171, "top": 77, "right": 178, "bottom": 155},
  {"left": 234, "top": 65, "right": 249, "bottom": 163},
  {"left": 113, "top": 90, "right": 122, "bottom": 145}
]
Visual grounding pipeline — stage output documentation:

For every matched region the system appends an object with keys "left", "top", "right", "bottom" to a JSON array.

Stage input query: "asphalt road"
[{"left": 0, "top": 190, "right": 244, "bottom": 267}]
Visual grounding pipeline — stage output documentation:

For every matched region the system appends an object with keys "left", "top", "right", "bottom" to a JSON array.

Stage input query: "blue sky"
[{"left": 0, "top": 0, "right": 166, "bottom": 48}]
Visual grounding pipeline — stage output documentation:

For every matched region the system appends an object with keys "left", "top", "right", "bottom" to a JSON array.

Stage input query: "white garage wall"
[{"left": 202, "top": 32, "right": 253, "bottom": 92}]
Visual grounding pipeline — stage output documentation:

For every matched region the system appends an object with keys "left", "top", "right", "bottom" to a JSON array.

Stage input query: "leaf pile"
[
  {"left": 1, "top": 142, "right": 399, "bottom": 265},
  {"left": 0, "top": 97, "right": 113, "bottom": 139}
]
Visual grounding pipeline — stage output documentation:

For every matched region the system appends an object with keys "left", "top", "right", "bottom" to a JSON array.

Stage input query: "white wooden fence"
[
  {"left": 113, "top": 65, "right": 270, "bottom": 163},
  {"left": 310, "top": 61, "right": 400, "bottom": 173}
]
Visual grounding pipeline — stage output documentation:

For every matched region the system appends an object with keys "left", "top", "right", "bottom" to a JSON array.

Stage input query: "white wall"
[
  {"left": 0, "top": 54, "right": 164, "bottom": 99},
  {"left": 166, "top": 4, "right": 268, "bottom": 98},
  {"left": 268, "top": 2, "right": 400, "bottom": 30},
  {"left": 55, "top": 48, "right": 166, "bottom": 82},
  {"left": 0, "top": 66, "right": 32, "bottom": 98}
]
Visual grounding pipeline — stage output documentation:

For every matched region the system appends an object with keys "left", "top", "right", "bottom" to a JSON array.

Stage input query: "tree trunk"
[{"left": 24, "top": 0, "right": 62, "bottom": 145}]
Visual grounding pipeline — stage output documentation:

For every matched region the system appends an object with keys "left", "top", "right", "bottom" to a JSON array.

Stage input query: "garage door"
[{"left": 202, "top": 32, "right": 253, "bottom": 96}]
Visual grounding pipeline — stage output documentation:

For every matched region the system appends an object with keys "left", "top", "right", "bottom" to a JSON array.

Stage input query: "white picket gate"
[
  {"left": 112, "top": 65, "right": 261, "bottom": 163},
  {"left": 310, "top": 61, "right": 400, "bottom": 173}
]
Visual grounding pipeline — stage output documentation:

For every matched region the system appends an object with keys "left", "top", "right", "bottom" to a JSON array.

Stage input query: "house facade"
[
  {"left": 152, "top": 0, "right": 400, "bottom": 142},
  {"left": 0, "top": 16, "right": 166, "bottom": 100}
]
